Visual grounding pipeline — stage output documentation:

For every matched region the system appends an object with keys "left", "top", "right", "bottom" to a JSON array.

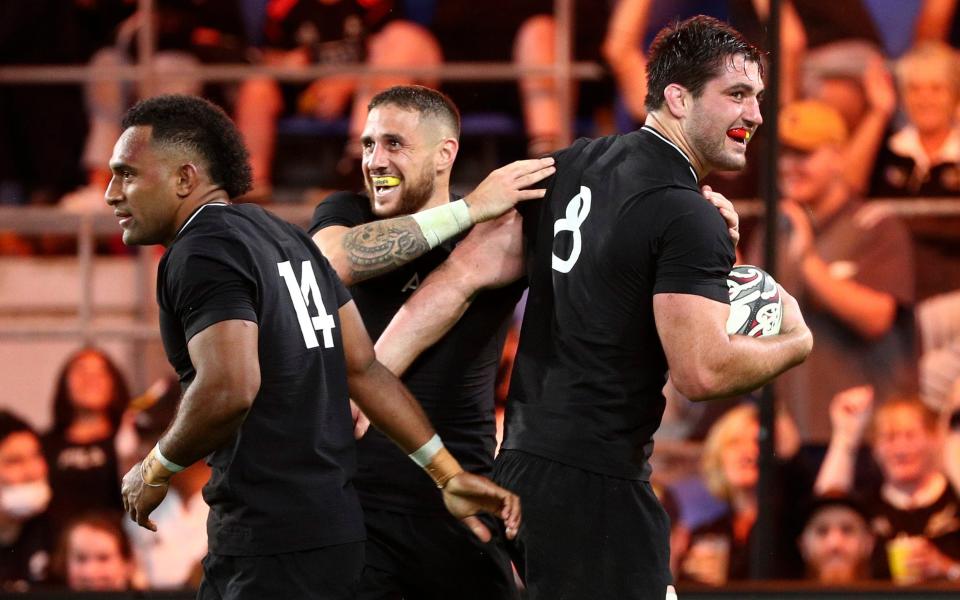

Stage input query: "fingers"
[
  {"left": 354, "top": 413, "right": 370, "bottom": 439},
  {"left": 517, "top": 188, "right": 548, "bottom": 200},
  {"left": 514, "top": 165, "right": 557, "bottom": 189},
  {"left": 462, "top": 515, "right": 492, "bottom": 543},
  {"left": 502, "top": 492, "right": 521, "bottom": 539}
]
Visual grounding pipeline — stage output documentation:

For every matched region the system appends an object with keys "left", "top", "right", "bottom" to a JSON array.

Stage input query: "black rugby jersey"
[
  {"left": 503, "top": 127, "right": 735, "bottom": 480},
  {"left": 157, "top": 202, "right": 363, "bottom": 555},
  {"left": 310, "top": 192, "right": 524, "bottom": 514}
]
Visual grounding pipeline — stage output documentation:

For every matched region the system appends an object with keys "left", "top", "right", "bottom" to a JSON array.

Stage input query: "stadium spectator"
[
  {"left": 797, "top": 492, "right": 876, "bottom": 584},
  {"left": 43, "top": 348, "right": 130, "bottom": 529},
  {"left": 0, "top": 410, "right": 52, "bottom": 592},
  {"left": 50, "top": 512, "right": 137, "bottom": 591},
  {"left": 750, "top": 99, "right": 916, "bottom": 457},
  {"left": 681, "top": 403, "right": 805, "bottom": 584},
  {"left": 817, "top": 390, "right": 960, "bottom": 582}
]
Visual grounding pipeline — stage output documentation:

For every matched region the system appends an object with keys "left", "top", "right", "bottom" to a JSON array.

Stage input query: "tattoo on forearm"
[{"left": 343, "top": 218, "right": 430, "bottom": 282}]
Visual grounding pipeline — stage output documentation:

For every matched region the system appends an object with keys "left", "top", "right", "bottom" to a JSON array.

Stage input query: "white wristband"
[
  {"left": 408, "top": 434, "right": 444, "bottom": 468},
  {"left": 411, "top": 200, "right": 472, "bottom": 249},
  {"left": 154, "top": 443, "right": 186, "bottom": 473}
]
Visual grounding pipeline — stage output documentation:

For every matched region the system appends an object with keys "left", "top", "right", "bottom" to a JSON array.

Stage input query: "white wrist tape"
[
  {"left": 154, "top": 443, "right": 186, "bottom": 473},
  {"left": 408, "top": 434, "right": 444, "bottom": 468},
  {"left": 411, "top": 200, "right": 472, "bottom": 249}
]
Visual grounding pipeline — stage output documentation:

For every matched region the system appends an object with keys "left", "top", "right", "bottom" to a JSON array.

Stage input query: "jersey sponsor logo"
[
  {"left": 552, "top": 185, "right": 592, "bottom": 273},
  {"left": 401, "top": 272, "right": 420, "bottom": 292},
  {"left": 277, "top": 260, "right": 337, "bottom": 349}
]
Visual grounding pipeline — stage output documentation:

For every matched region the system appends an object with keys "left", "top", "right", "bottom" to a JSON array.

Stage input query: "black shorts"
[
  {"left": 197, "top": 542, "right": 364, "bottom": 600},
  {"left": 357, "top": 507, "right": 518, "bottom": 600},
  {"left": 493, "top": 450, "right": 671, "bottom": 600}
]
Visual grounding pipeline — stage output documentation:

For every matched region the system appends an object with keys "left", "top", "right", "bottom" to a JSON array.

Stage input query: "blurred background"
[{"left": 1, "top": 0, "right": 960, "bottom": 597}]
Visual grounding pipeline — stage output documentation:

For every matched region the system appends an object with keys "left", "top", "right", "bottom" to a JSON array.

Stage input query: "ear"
[
  {"left": 663, "top": 83, "right": 689, "bottom": 119},
  {"left": 435, "top": 137, "right": 459, "bottom": 173},
  {"left": 174, "top": 163, "right": 201, "bottom": 198}
]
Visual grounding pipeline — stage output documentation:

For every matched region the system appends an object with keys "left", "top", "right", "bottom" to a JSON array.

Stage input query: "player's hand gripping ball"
[{"left": 725, "top": 265, "right": 782, "bottom": 337}]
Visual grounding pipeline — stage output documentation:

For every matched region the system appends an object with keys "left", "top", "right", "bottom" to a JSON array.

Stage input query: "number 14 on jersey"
[{"left": 278, "top": 260, "right": 336, "bottom": 349}]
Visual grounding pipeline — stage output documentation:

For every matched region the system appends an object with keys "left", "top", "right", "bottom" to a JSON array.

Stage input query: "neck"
[
  {"left": 68, "top": 411, "right": 112, "bottom": 443},
  {"left": 417, "top": 175, "right": 452, "bottom": 213},
  {"left": 730, "top": 487, "right": 757, "bottom": 516},
  {"left": 918, "top": 127, "right": 951, "bottom": 160},
  {"left": 164, "top": 188, "right": 230, "bottom": 246},
  {"left": 888, "top": 470, "right": 938, "bottom": 499},
  {"left": 645, "top": 112, "right": 708, "bottom": 180}
]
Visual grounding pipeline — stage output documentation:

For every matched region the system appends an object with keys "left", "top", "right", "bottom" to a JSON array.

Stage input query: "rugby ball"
[{"left": 725, "top": 265, "right": 782, "bottom": 337}]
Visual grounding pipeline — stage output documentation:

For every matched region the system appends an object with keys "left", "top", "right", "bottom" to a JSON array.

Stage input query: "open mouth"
[
  {"left": 727, "top": 127, "right": 751, "bottom": 145},
  {"left": 371, "top": 175, "right": 401, "bottom": 194}
]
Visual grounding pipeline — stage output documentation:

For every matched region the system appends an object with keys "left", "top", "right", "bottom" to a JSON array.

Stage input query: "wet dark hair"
[
  {"left": 645, "top": 15, "right": 765, "bottom": 113},
  {"left": 368, "top": 85, "right": 461, "bottom": 139},
  {"left": 121, "top": 94, "right": 253, "bottom": 198},
  {"left": 50, "top": 347, "right": 131, "bottom": 437},
  {"left": 0, "top": 409, "right": 37, "bottom": 445}
]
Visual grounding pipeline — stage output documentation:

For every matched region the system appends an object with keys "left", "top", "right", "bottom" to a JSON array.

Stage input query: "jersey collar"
[
  {"left": 174, "top": 202, "right": 230, "bottom": 238},
  {"left": 640, "top": 125, "right": 699, "bottom": 183}
]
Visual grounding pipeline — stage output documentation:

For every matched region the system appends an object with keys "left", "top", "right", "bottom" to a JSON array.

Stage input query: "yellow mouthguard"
[
  {"left": 744, "top": 131, "right": 752, "bottom": 142},
  {"left": 372, "top": 176, "right": 401, "bottom": 187}
]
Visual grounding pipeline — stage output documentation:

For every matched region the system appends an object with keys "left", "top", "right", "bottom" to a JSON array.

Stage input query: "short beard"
[
  {"left": 367, "top": 160, "right": 436, "bottom": 217},
  {"left": 688, "top": 113, "right": 747, "bottom": 173}
]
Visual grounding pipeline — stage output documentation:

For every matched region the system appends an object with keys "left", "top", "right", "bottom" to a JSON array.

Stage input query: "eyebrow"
[
  {"left": 108, "top": 161, "right": 132, "bottom": 172},
  {"left": 360, "top": 133, "right": 406, "bottom": 145},
  {"left": 725, "top": 82, "right": 763, "bottom": 95}
]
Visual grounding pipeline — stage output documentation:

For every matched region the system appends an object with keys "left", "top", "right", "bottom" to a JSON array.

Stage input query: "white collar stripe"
[
  {"left": 641, "top": 126, "right": 699, "bottom": 182},
  {"left": 177, "top": 202, "right": 229, "bottom": 236}
]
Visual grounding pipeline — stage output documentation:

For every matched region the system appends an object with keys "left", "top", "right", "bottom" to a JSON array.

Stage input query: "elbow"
[
  {"left": 215, "top": 372, "right": 260, "bottom": 417},
  {"left": 670, "top": 368, "right": 724, "bottom": 402}
]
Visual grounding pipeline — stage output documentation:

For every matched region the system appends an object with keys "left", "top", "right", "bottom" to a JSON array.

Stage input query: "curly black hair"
[
  {"left": 121, "top": 94, "right": 253, "bottom": 198},
  {"left": 645, "top": 15, "right": 765, "bottom": 113},
  {"left": 368, "top": 85, "right": 461, "bottom": 139}
]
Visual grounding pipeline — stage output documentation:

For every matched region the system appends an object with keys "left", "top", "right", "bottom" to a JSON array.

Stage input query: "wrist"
[
  {"left": 141, "top": 444, "right": 184, "bottom": 485},
  {"left": 412, "top": 200, "right": 473, "bottom": 248},
  {"left": 408, "top": 434, "right": 463, "bottom": 488}
]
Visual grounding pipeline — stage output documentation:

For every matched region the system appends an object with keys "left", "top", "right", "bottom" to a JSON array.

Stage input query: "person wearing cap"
[
  {"left": 816, "top": 388, "right": 960, "bottom": 583},
  {"left": 798, "top": 491, "right": 876, "bottom": 584},
  {"left": 752, "top": 99, "right": 917, "bottom": 456}
]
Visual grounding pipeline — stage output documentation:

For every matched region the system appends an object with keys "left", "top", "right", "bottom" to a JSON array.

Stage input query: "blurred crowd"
[{"left": 3, "top": 0, "right": 960, "bottom": 593}]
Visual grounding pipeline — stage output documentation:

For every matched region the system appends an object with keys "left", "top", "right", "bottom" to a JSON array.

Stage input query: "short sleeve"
[
  {"left": 164, "top": 240, "right": 258, "bottom": 342},
  {"left": 651, "top": 189, "right": 735, "bottom": 303},
  {"left": 309, "top": 191, "right": 369, "bottom": 234}
]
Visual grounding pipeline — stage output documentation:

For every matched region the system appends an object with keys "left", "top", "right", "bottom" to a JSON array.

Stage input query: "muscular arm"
[
  {"left": 157, "top": 319, "right": 261, "bottom": 466},
  {"left": 313, "top": 220, "right": 431, "bottom": 286},
  {"left": 654, "top": 292, "right": 812, "bottom": 402},
  {"left": 313, "top": 158, "right": 554, "bottom": 285},
  {"left": 374, "top": 212, "right": 525, "bottom": 376},
  {"left": 340, "top": 299, "right": 436, "bottom": 451}
]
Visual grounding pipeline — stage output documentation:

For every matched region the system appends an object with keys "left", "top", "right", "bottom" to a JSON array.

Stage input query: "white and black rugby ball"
[{"left": 725, "top": 265, "right": 782, "bottom": 337}]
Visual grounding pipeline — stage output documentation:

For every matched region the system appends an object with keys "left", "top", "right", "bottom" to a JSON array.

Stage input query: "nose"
[
  {"left": 365, "top": 143, "right": 389, "bottom": 171},
  {"left": 744, "top": 97, "right": 763, "bottom": 128},
  {"left": 105, "top": 175, "right": 121, "bottom": 206}
]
